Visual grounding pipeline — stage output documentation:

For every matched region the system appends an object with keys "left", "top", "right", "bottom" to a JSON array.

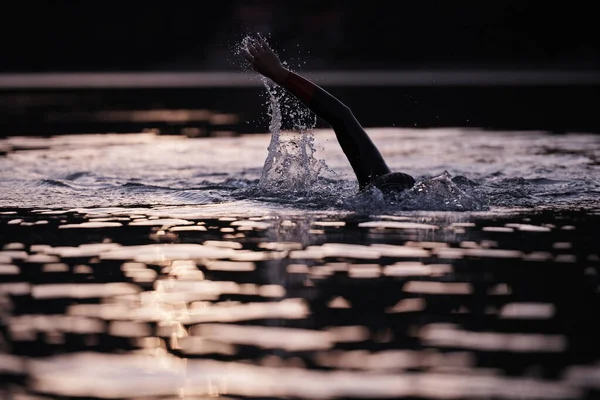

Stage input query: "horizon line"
[{"left": 1, "top": 70, "right": 599, "bottom": 89}]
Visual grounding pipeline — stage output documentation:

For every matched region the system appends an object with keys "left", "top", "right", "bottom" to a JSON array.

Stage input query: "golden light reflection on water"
[
  {"left": 419, "top": 324, "right": 567, "bottom": 352},
  {"left": 0, "top": 208, "right": 598, "bottom": 399},
  {"left": 27, "top": 353, "right": 582, "bottom": 399}
]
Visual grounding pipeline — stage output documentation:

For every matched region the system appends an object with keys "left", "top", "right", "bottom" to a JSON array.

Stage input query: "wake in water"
[
  {"left": 302, "top": 171, "right": 486, "bottom": 213},
  {"left": 395, "top": 171, "right": 487, "bottom": 211}
]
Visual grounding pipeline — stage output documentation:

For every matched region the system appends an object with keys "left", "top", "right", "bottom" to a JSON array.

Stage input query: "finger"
[
  {"left": 254, "top": 33, "right": 266, "bottom": 49},
  {"left": 258, "top": 35, "right": 270, "bottom": 50},
  {"left": 241, "top": 49, "right": 254, "bottom": 63},
  {"left": 251, "top": 35, "right": 264, "bottom": 51},
  {"left": 248, "top": 43, "right": 259, "bottom": 56}
]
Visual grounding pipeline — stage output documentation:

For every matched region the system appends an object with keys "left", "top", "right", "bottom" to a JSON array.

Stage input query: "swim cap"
[{"left": 364, "top": 172, "right": 415, "bottom": 193}]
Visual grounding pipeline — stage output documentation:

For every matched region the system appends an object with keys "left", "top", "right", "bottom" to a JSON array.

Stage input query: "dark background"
[
  {"left": 1, "top": 1, "right": 598, "bottom": 72},
  {"left": 0, "top": 1, "right": 599, "bottom": 135}
]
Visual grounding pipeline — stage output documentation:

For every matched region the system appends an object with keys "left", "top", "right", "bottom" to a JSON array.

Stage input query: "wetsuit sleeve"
[{"left": 279, "top": 72, "right": 391, "bottom": 189}]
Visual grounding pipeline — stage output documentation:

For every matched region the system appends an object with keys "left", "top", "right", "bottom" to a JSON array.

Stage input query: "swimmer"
[{"left": 241, "top": 35, "right": 415, "bottom": 193}]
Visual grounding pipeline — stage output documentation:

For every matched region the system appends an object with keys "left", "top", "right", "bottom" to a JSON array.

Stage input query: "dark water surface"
[{"left": 1, "top": 205, "right": 599, "bottom": 399}]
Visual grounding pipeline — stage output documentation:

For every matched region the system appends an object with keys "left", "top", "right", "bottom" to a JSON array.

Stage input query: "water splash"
[
  {"left": 394, "top": 171, "right": 488, "bottom": 211},
  {"left": 236, "top": 35, "right": 328, "bottom": 193},
  {"left": 258, "top": 79, "right": 327, "bottom": 192},
  {"left": 330, "top": 171, "right": 488, "bottom": 213}
]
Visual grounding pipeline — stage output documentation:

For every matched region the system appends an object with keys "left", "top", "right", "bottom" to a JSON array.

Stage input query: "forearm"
[
  {"left": 269, "top": 67, "right": 290, "bottom": 86},
  {"left": 279, "top": 71, "right": 317, "bottom": 107},
  {"left": 267, "top": 68, "right": 317, "bottom": 106},
  {"left": 275, "top": 70, "right": 344, "bottom": 125}
]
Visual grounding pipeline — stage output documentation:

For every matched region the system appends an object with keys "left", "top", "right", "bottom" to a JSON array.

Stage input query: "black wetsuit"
[{"left": 280, "top": 72, "right": 415, "bottom": 192}]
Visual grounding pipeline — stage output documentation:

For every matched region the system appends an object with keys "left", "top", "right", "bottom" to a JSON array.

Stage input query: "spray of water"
[
  {"left": 258, "top": 79, "right": 327, "bottom": 191},
  {"left": 236, "top": 35, "right": 329, "bottom": 193}
]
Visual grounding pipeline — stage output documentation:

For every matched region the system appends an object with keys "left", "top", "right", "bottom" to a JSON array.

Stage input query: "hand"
[{"left": 241, "top": 35, "right": 289, "bottom": 84}]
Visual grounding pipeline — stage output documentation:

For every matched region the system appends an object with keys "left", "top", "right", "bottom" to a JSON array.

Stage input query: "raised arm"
[{"left": 241, "top": 35, "right": 391, "bottom": 189}]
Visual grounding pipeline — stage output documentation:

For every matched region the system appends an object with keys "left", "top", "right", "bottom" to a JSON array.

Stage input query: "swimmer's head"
[{"left": 363, "top": 172, "right": 415, "bottom": 194}]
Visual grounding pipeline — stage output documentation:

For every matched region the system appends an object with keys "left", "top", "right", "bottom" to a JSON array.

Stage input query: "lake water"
[
  {"left": 1, "top": 126, "right": 598, "bottom": 211},
  {"left": 1, "top": 126, "right": 599, "bottom": 399}
]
